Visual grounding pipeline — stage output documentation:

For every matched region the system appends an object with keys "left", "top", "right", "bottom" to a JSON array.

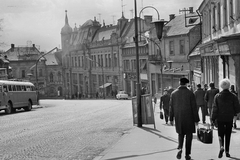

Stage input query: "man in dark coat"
[
  {"left": 194, "top": 84, "right": 206, "bottom": 124},
  {"left": 160, "top": 89, "right": 170, "bottom": 124},
  {"left": 170, "top": 77, "right": 200, "bottom": 160},
  {"left": 204, "top": 82, "right": 219, "bottom": 128}
]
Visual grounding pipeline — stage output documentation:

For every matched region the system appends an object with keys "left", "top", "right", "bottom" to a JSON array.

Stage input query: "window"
[
  {"left": 105, "top": 54, "right": 108, "bottom": 67},
  {"left": 212, "top": 5, "right": 216, "bottom": 31},
  {"left": 75, "top": 57, "right": 77, "bottom": 67},
  {"left": 22, "top": 70, "right": 25, "bottom": 78},
  {"left": 39, "top": 69, "right": 43, "bottom": 77},
  {"left": 72, "top": 57, "right": 74, "bottom": 67},
  {"left": 114, "top": 53, "right": 118, "bottom": 67},
  {"left": 237, "top": 0, "right": 240, "bottom": 18},
  {"left": 180, "top": 40, "right": 185, "bottom": 54},
  {"left": 78, "top": 56, "right": 81, "bottom": 67},
  {"left": 50, "top": 72, "right": 53, "bottom": 82},
  {"left": 223, "top": 0, "right": 228, "bottom": 26},
  {"left": 217, "top": 2, "right": 221, "bottom": 30},
  {"left": 229, "top": 0, "right": 233, "bottom": 23},
  {"left": 109, "top": 54, "right": 111, "bottom": 68},
  {"left": 169, "top": 41, "right": 174, "bottom": 55},
  {"left": 58, "top": 72, "right": 61, "bottom": 81}
]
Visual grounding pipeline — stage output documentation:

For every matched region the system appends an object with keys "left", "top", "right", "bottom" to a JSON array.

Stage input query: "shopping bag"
[
  {"left": 160, "top": 111, "right": 164, "bottom": 119},
  {"left": 197, "top": 125, "right": 213, "bottom": 144}
]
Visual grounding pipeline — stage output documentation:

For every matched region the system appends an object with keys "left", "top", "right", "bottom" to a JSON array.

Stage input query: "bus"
[{"left": 0, "top": 80, "right": 38, "bottom": 114}]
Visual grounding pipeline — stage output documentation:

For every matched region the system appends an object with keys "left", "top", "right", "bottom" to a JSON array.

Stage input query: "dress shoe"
[
  {"left": 218, "top": 148, "right": 224, "bottom": 158},
  {"left": 226, "top": 152, "right": 230, "bottom": 157},
  {"left": 185, "top": 155, "right": 191, "bottom": 160},
  {"left": 176, "top": 150, "right": 182, "bottom": 159}
]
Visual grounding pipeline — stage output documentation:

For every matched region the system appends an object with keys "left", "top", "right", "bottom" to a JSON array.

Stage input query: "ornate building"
[
  {"left": 198, "top": 0, "right": 240, "bottom": 100},
  {"left": 4, "top": 44, "right": 63, "bottom": 98},
  {"left": 61, "top": 10, "right": 152, "bottom": 98}
]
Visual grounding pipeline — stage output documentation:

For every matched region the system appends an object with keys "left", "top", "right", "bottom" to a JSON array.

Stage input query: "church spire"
[{"left": 65, "top": 10, "right": 69, "bottom": 25}]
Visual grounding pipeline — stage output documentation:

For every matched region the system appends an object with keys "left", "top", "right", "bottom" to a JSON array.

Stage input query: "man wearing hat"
[
  {"left": 170, "top": 77, "right": 199, "bottom": 160},
  {"left": 160, "top": 89, "right": 171, "bottom": 124}
]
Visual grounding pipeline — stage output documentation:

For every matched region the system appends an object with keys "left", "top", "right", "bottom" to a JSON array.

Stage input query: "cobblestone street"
[{"left": 0, "top": 99, "right": 133, "bottom": 160}]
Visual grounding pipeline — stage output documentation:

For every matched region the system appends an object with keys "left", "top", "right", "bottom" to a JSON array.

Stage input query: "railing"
[{"left": 148, "top": 54, "right": 162, "bottom": 62}]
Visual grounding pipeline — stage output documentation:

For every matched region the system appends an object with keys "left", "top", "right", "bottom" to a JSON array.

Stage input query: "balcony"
[{"left": 148, "top": 54, "right": 162, "bottom": 64}]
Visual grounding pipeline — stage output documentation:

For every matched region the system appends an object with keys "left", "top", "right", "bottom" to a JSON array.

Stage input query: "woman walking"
[{"left": 211, "top": 79, "right": 240, "bottom": 158}]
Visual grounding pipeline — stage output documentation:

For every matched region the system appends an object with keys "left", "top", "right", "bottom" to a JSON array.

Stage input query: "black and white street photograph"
[{"left": 1, "top": 0, "right": 240, "bottom": 159}]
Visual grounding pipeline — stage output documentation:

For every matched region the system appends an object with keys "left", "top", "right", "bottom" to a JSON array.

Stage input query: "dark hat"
[
  {"left": 180, "top": 77, "right": 189, "bottom": 85},
  {"left": 197, "top": 84, "right": 201, "bottom": 88}
]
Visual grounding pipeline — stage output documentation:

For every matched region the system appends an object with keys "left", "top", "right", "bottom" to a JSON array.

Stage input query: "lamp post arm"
[
  {"left": 35, "top": 47, "right": 58, "bottom": 104},
  {"left": 139, "top": 6, "right": 160, "bottom": 20}
]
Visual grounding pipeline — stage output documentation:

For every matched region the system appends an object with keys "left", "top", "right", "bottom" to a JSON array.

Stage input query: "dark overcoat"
[{"left": 170, "top": 86, "right": 200, "bottom": 134}]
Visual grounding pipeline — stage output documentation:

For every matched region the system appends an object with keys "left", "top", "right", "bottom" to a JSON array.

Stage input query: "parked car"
[{"left": 116, "top": 91, "right": 128, "bottom": 100}]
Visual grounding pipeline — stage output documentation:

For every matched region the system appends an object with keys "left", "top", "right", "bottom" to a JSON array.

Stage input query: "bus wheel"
[
  {"left": 25, "top": 101, "right": 32, "bottom": 111},
  {"left": 5, "top": 102, "right": 12, "bottom": 114}
]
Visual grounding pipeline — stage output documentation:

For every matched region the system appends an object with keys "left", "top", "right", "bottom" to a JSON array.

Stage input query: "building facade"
[
  {"left": 198, "top": 0, "right": 240, "bottom": 100},
  {"left": 61, "top": 11, "right": 153, "bottom": 98},
  {"left": 4, "top": 44, "right": 63, "bottom": 98},
  {"left": 149, "top": 8, "right": 201, "bottom": 96}
]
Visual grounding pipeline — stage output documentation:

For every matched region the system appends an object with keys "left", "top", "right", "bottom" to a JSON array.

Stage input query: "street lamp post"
[
  {"left": 134, "top": 0, "right": 166, "bottom": 127},
  {"left": 86, "top": 57, "right": 105, "bottom": 99},
  {"left": 152, "top": 20, "right": 166, "bottom": 94},
  {"left": 134, "top": 0, "right": 142, "bottom": 127},
  {"left": 35, "top": 47, "right": 58, "bottom": 104}
]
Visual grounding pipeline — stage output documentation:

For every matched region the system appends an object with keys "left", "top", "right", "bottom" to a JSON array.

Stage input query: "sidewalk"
[{"left": 94, "top": 105, "right": 240, "bottom": 160}]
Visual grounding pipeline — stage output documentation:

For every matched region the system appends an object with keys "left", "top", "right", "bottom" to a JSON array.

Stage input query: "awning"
[{"left": 99, "top": 83, "right": 112, "bottom": 88}]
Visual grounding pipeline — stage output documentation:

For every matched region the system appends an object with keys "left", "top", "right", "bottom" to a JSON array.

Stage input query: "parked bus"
[{"left": 0, "top": 80, "right": 37, "bottom": 114}]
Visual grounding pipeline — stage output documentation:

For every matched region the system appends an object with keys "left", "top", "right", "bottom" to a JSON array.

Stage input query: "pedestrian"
[
  {"left": 141, "top": 86, "right": 146, "bottom": 95},
  {"left": 168, "top": 86, "right": 174, "bottom": 95},
  {"left": 160, "top": 89, "right": 170, "bottom": 124},
  {"left": 203, "top": 84, "right": 209, "bottom": 115},
  {"left": 153, "top": 93, "right": 157, "bottom": 112},
  {"left": 96, "top": 91, "right": 99, "bottom": 99},
  {"left": 169, "top": 77, "right": 199, "bottom": 160},
  {"left": 204, "top": 82, "right": 219, "bottom": 129},
  {"left": 211, "top": 78, "right": 240, "bottom": 158},
  {"left": 194, "top": 84, "right": 207, "bottom": 124},
  {"left": 230, "top": 84, "right": 238, "bottom": 129}
]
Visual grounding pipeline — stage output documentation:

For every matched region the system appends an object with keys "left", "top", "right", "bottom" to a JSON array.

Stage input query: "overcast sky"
[{"left": 0, "top": 0, "right": 203, "bottom": 52}]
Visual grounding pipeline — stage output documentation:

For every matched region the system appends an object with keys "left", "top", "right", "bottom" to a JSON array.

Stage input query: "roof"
[
  {"left": 4, "top": 46, "right": 41, "bottom": 61},
  {"left": 165, "top": 13, "right": 200, "bottom": 37},
  {"left": 189, "top": 47, "right": 200, "bottom": 57},
  {"left": 93, "top": 26, "right": 117, "bottom": 41},
  {"left": 44, "top": 53, "right": 59, "bottom": 66}
]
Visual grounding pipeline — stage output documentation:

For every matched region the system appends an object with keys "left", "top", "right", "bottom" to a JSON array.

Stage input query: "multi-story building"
[
  {"left": 4, "top": 44, "right": 63, "bottom": 98},
  {"left": 61, "top": 11, "right": 152, "bottom": 98},
  {"left": 198, "top": 0, "right": 240, "bottom": 99},
  {"left": 149, "top": 8, "right": 201, "bottom": 95},
  {"left": 122, "top": 16, "right": 152, "bottom": 96}
]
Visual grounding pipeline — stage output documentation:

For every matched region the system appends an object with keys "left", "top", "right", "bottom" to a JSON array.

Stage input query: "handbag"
[
  {"left": 197, "top": 124, "right": 213, "bottom": 144},
  {"left": 160, "top": 111, "right": 164, "bottom": 119}
]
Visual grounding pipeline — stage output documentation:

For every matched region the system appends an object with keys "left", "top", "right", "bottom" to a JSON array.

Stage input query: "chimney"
[
  {"left": 144, "top": 15, "right": 153, "bottom": 25},
  {"left": 11, "top": 44, "right": 15, "bottom": 52},
  {"left": 169, "top": 14, "right": 175, "bottom": 21},
  {"left": 103, "top": 20, "right": 105, "bottom": 27},
  {"left": 33, "top": 44, "right": 35, "bottom": 48},
  {"left": 189, "top": 7, "right": 193, "bottom": 13}
]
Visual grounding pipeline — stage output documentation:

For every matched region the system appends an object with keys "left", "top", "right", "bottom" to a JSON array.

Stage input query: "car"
[{"left": 116, "top": 91, "right": 128, "bottom": 100}]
